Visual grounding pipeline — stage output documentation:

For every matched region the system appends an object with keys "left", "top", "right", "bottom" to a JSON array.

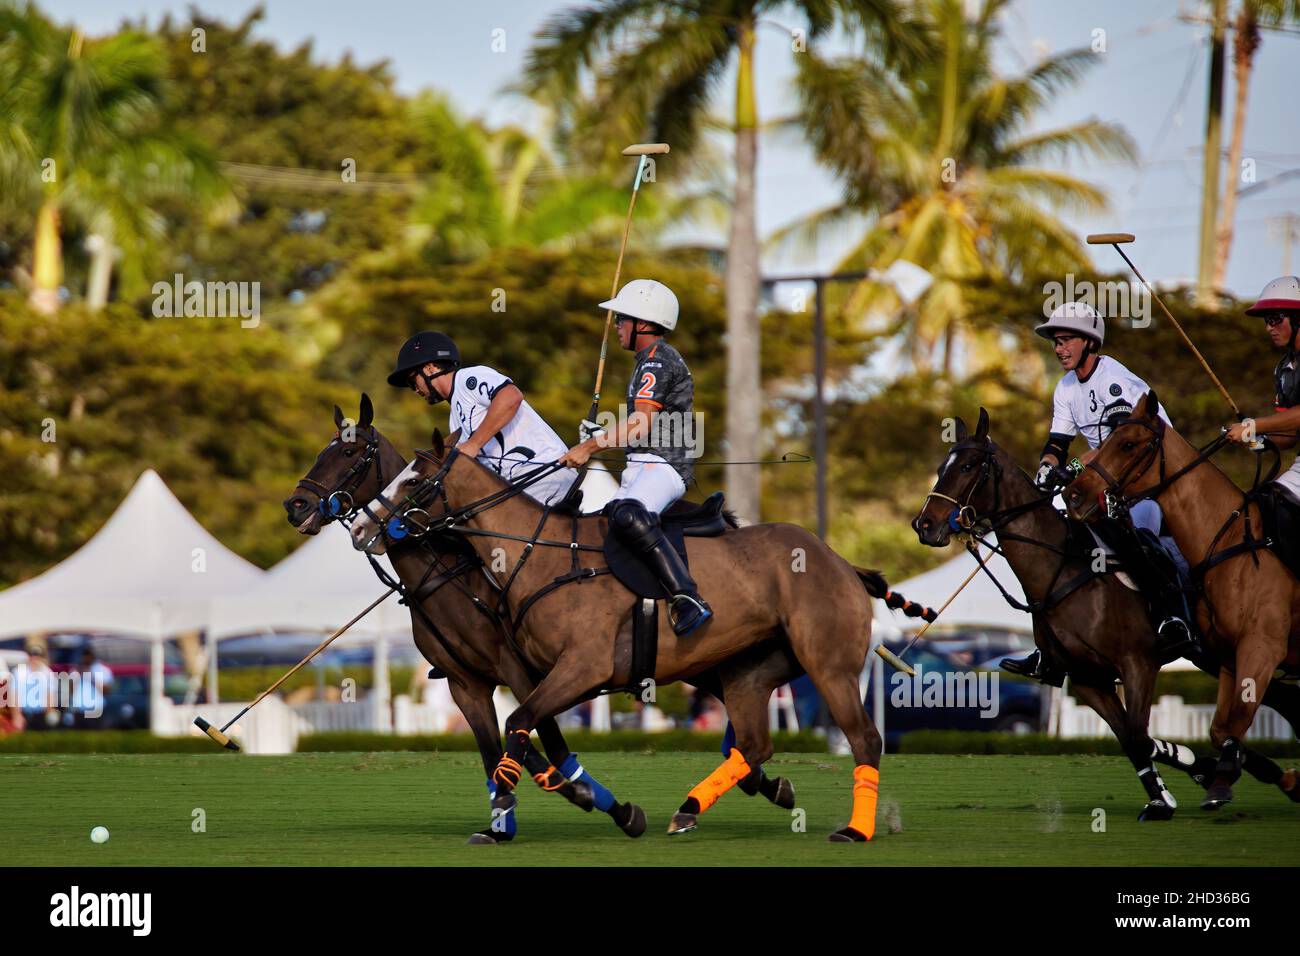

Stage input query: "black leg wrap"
[
  {"left": 1216, "top": 737, "right": 1244, "bottom": 785},
  {"left": 679, "top": 796, "right": 701, "bottom": 815}
]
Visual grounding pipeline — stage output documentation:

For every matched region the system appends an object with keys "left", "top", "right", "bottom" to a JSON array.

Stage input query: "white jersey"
[
  {"left": 1050, "top": 356, "right": 1171, "bottom": 450},
  {"left": 448, "top": 365, "right": 569, "bottom": 483}
]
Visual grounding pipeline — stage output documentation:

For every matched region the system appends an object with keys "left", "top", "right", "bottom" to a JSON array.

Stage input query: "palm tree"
[
  {"left": 523, "top": 0, "right": 925, "bottom": 524},
  {"left": 0, "top": 2, "right": 227, "bottom": 313},
  {"left": 780, "top": 0, "right": 1134, "bottom": 376},
  {"left": 1213, "top": 0, "right": 1300, "bottom": 289},
  {"left": 405, "top": 92, "right": 677, "bottom": 260}
]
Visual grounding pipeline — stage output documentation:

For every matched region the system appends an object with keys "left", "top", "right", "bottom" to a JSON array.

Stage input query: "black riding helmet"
[{"left": 388, "top": 331, "right": 460, "bottom": 403}]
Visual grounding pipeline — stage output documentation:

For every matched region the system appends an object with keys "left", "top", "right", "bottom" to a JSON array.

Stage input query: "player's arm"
[
  {"left": 458, "top": 384, "right": 523, "bottom": 457},
  {"left": 562, "top": 400, "right": 656, "bottom": 467},
  {"left": 1225, "top": 405, "right": 1300, "bottom": 446}
]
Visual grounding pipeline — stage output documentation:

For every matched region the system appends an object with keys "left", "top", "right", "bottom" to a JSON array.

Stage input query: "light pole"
[{"left": 762, "top": 261, "right": 933, "bottom": 539}]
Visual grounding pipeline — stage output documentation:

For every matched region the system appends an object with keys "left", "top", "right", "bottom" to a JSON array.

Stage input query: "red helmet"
[{"left": 1245, "top": 276, "right": 1300, "bottom": 316}]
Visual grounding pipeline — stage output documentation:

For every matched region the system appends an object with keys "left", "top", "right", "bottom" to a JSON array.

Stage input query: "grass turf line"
[{"left": 3, "top": 752, "right": 1297, "bottom": 867}]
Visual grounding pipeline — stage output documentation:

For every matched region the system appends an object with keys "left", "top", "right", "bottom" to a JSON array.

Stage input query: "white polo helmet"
[
  {"left": 1035, "top": 300, "right": 1104, "bottom": 345},
  {"left": 600, "top": 279, "right": 679, "bottom": 332},
  {"left": 1245, "top": 276, "right": 1300, "bottom": 316}
]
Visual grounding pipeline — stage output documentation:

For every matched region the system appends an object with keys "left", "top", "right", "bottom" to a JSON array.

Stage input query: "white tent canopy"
[
  {"left": 0, "top": 469, "right": 263, "bottom": 640},
  {"left": 873, "top": 537, "right": 1031, "bottom": 637},
  {"left": 208, "top": 528, "right": 410, "bottom": 643}
]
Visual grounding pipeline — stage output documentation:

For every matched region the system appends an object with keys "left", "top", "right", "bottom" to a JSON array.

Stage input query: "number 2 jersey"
[
  {"left": 627, "top": 340, "right": 696, "bottom": 484},
  {"left": 1050, "top": 355, "right": 1171, "bottom": 450},
  {"left": 448, "top": 365, "right": 569, "bottom": 480}
]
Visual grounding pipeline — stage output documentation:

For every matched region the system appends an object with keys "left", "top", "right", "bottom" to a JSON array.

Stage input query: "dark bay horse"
[
  {"left": 914, "top": 408, "right": 1300, "bottom": 818},
  {"left": 1065, "top": 391, "right": 1300, "bottom": 809},
  {"left": 283, "top": 396, "right": 645, "bottom": 843},
  {"left": 348, "top": 430, "right": 934, "bottom": 842}
]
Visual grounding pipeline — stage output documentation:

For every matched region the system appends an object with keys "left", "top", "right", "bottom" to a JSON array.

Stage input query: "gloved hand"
[
  {"left": 579, "top": 418, "right": 606, "bottom": 442},
  {"left": 1033, "top": 461, "right": 1059, "bottom": 493}
]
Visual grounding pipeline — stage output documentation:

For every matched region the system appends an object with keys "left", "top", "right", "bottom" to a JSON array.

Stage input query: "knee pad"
[{"left": 608, "top": 498, "right": 659, "bottom": 546}]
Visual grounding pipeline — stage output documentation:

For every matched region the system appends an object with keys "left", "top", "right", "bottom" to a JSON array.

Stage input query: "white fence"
[{"left": 1057, "top": 694, "right": 1294, "bottom": 741}]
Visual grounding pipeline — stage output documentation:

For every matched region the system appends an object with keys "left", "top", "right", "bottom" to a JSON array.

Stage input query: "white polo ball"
[{"left": 90, "top": 826, "right": 109, "bottom": 844}]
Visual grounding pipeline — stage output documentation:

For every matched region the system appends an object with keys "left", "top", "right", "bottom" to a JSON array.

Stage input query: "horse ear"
[
  {"left": 358, "top": 393, "right": 374, "bottom": 429},
  {"left": 975, "top": 407, "right": 990, "bottom": 442},
  {"left": 954, "top": 417, "right": 969, "bottom": 442},
  {"left": 1141, "top": 389, "right": 1159, "bottom": 419},
  {"left": 332, "top": 404, "right": 345, "bottom": 430},
  {"left": 432, "top": 428, "right": 445, "bottom": 458}
]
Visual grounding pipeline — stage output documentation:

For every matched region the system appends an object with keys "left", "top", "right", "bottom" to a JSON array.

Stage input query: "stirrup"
[{"left": 669, "top": 594, "right": 712, "bottom": 636}]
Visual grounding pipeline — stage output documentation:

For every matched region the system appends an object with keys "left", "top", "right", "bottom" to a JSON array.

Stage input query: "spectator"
[
  {"left": 0, "top": 658, "right": 23, "bottom": 734},
  {"left": 71, "top": 648, "right": 113, "bottom": 728},
  {"left": 16, "top": 647, "right": 57, "bottom": 731}
]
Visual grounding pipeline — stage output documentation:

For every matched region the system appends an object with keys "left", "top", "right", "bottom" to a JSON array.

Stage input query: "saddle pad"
[{"left": 603, "top": 521, "right": 689, "bottom": 599}]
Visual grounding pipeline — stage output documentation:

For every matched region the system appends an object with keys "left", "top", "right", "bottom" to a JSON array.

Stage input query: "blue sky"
[{"left": 39, "top": 0, "right": 1300, "bottom": 299}]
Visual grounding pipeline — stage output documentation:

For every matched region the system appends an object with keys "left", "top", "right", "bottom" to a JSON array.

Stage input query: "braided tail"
[{"left": 854, "top": 567, "right": 938, "bottom": 623}]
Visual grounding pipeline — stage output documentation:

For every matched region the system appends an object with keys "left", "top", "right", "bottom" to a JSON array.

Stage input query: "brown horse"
[
  {"left": 285, "top": 396, "right": 794, "bottom": 842},
  {"left": 349, "top": 430, "right": 931, "bottom": 841},
  {"left": 914, "top": 408, "right": 1300, "bottom": 818},
  {"left": 283, "top": 396, "right": 645, "bottom": 843},
  {"left": 1064, "top": 390, "right": 1300, "bottom": 809}
]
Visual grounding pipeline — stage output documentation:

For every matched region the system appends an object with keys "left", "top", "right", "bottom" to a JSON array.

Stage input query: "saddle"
[
  {"left": 602, "top": 492, "right": 732, "bottom": 694},
  {"left": 1256, "top": 484, "right": 1300, "bottom": 582},
  {"left": 603, "top": 492, "right": 731, "bottom": 599}
]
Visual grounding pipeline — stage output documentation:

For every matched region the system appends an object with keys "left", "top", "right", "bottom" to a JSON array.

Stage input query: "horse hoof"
[
  {"left": 667, "top": 812, "right": 698, "bottom": 836},
  {"left": 1137, "top": 802, "right": 1175, "bottom": 822},
  {"left": 614, "top": 802, "right": 647, "bottom": 838},
  {"left": 770, "top": 777, "right": 796, "bottom": 810},
  {"left": 827, "top": 826, "right": 868, "bottom": 843},
  {"left": 466, "top": 831, "right": 506, "bottom": 846},
  {"left": 1201, "top": 785, "right": 1233, "bottom": 811}
]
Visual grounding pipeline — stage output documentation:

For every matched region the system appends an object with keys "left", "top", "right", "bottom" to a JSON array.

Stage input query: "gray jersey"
[{"left": 627, "top": 340, "right": 695, "bottom": 483}]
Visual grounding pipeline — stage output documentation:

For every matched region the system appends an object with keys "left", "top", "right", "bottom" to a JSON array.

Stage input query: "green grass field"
[{"left": 5, "top": 751, "right": 1298, "bottom": 866}]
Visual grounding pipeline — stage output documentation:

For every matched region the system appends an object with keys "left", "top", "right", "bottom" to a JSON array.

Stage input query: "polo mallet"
[
  {"left": 586, "top": 143, "right": 670, "bottom": 423},
  {"left": 194, "top": 588, "right": 396, "bottom": 751},
  {"left": 874, "top": 545, "right": 986, "bottom": 676},
  {"left": 1086, "top": 232, "right": 1242, "bottom": 418}
]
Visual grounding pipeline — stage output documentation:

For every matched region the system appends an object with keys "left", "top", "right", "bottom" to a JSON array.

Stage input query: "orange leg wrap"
[
  {"left": 686, "top": 748, "right": 752, "bottom": 814},
  {"left": 847, "top": 764, "right": 880, "bottom": 840}
]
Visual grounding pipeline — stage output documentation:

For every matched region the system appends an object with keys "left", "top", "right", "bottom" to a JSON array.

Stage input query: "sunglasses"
[{"left": 1263, "top": 314, "right": 1291, "bottom": 328}]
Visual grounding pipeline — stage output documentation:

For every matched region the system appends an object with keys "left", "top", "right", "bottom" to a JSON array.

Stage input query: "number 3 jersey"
[
  {"left": 627, "top": 340, "right": 696, "bottom": 483},
  {"left": 1050, "top": 355, "right": 1171, "bottom": 449},
  {"left": 449, "top": 365, "right": 568, "bottom": 480}
]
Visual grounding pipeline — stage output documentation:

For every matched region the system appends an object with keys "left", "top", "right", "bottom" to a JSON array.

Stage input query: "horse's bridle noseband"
[
  {"left": 1080, "top": 416, "right": 1168, "bottom": 518},
  {"left": 296, "top": 428, "right": 383, "bottom": 523},
  {"left": 922, "top": 439, "right": 1005, "bottom": 534}
]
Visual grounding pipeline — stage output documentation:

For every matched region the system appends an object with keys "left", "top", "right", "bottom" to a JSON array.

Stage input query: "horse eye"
[
  {"left": 1122, "top": 441, "right": 1135, "bottom": 452},
  {"left": 344, "top": 448, "right": 356, "bottom": 457},
  {"left": 961, "top": 463, "right": 973, "bottom": 473}
]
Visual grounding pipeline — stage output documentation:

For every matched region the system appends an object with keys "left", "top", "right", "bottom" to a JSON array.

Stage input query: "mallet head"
[
  {"left": 1086, "top": 232, "right": 1135, "bottom": 245},
  {"left": 622, "top": 143, "right": 670, "bottom": 156},
  {"left": 194, "top": 716, "right": 240, "bottom": 751}
]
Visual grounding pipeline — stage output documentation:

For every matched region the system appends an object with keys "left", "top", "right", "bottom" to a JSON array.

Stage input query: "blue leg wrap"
[
  {"left": 486, "top": 779, "right": 516, "bottom": 837},
  {"left": 559, "top": 752, "right": 616, "bottom": 813},
  {"left": 722, "top": 721, "right": 736, "bottom": 757}
]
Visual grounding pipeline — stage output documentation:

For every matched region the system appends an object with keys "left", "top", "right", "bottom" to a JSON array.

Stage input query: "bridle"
[
  {"left": 296, "top": 427, "right": 384, "bottom": 522},
  {"left": 921, "top": 439, "right": 1016, "bottom": 536},
  {"left": 1078, "top": 416, "right": 1170, "bottom": 519}
]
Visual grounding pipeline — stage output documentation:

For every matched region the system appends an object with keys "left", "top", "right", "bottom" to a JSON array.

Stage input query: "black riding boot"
[
  {"left": 1131, "top": 528, "right": 1199, "bottom": 664},
  {"left": 1000, "top": 648, "right": 1066, "bottom": 687},
  {"left": 609, "top": 499, "right": 713, "bottom": 637}
]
